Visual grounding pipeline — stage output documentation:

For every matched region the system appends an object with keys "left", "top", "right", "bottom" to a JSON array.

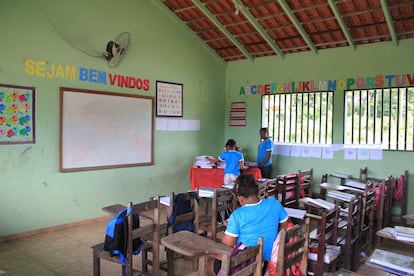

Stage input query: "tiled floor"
[{"left": 0, "top": 219, "right": 411, "bottom": 276}]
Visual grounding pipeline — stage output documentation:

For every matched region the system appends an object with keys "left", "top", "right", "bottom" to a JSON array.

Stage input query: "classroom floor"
[{"left": 0, "top": 219, "right": 410, "bottom": 276}]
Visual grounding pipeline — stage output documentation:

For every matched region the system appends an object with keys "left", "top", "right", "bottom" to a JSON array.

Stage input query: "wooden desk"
[
  {"left": 101, "top": 204, "right": 126, "bottom": 214},
  {"left": 161, "top": 230, "right": 232, "bottom": 275},
  {"left": 376, "top": 227, "right": 414, "bottom": 246},
  {"left": 189, "top": 167, "right": 262, "bottom": 189},
  {"left": 329, "top": 172, "right": 353, "bottom": 185}
]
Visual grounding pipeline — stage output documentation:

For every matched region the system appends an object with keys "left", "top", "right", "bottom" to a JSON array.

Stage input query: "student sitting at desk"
[
  {"left": 211, "top": 174, "right": 288, "bottom": 275},
  {"left": 208, "top": 139, "right": 248, "bottom": 184}
]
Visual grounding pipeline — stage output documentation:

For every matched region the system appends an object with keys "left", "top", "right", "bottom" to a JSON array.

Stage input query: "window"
[
  {"left": 262, "top": 92, "right": 334, "bottom": 144},
  {"left": 344, "top": 87, "right": 414, "bottom": 151}
]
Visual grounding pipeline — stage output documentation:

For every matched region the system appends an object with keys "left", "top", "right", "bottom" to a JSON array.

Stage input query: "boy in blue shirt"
[
  {"left": 212, "top": 174, "right": 288, "bottom": 274},
  {"left": 209, "top": 139, "right": 247, "bottom": 184},
  {"left": 257, "top": 127, "right": 274, "bottom": 178}
]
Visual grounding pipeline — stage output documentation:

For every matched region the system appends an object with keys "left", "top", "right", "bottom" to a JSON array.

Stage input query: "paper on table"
[
  {"left": 285, "top": 207, "right": 306, "bottom": 219},
  {"left": 160, "top": 196, "right": 171, "bottom": 207}
]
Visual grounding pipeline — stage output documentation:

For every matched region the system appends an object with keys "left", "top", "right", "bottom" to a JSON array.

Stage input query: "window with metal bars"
[
  {"left": 261, "top": 92, "right": 333, "bottom": 144},
  {"left": 344, "top": 87, "right": 414, "bottom": 151}
]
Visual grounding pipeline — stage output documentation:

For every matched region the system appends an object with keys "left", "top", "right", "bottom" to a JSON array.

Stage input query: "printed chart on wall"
[
  {"left": 0, "top": 83, "right": 35, "bottom": 144},
  {"left": 156, "top": 80, "right": 183, "bottom": 117},
  {"left": 229, "top": 101, "right": 246, "bottom": 126}
]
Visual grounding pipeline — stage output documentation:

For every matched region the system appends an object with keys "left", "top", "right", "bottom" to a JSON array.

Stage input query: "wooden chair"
[
  {"left": 332, "top": 195, "right": 361, "bottom": 271},
  {"left": 342, "top": 180, "right": 376, "bottom": 256},
  {"left": 298, "top": 168, "right": 313, "bottom": 198},
  {"left": 391, "top": 170, "right": 408, "bottom": 226},
  {"left": 197, "top": 188, "right": 235, "bottom": 241},
  {"left": 277, "top": 173, "right": 299, "bottom": 208},
  {"left": 92, "top": 199, "right": 160, "bottom": 276},
  {"left": 276, "top": 217, "right": 310, "bottom": 276},
  {"left": 165, "top": 192, "right": 200, "bottom": 275},
  {"left": 257, "top": 178, "right": 278, "bottom": 199},
  {"left": 217, "top": 237, "right": 264, "bottom": 276},
  {"left": 304, "top": 203, "right": 339, "bottom": 276},
  {"left": 258, "top": 180, "right": 267, "bottom": 199},
  {"left": 375, "top": 177, "right": 394, "bottom": 232}
]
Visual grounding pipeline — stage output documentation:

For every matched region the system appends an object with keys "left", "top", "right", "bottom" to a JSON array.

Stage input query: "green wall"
[
  {"left": 224, "top": 39, "right": 414, "bottom": 214},
  {"left": 0, "top": 0, "right": 226, "bottom": 236}
]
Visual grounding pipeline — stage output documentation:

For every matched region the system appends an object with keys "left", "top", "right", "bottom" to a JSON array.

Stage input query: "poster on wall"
[
  {"left": 229, "top": 101, "right": 246, "bottom": 127},
  {"left": 156, "top": 80, "right": 183, "bottom": 117},
  {"left": 0, "top": 83, "right": 35, "bottom": 145}
]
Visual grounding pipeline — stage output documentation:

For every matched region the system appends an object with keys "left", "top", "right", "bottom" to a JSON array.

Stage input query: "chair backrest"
[
  {"left": 197, "top": 188, "right": 235, "bottom": 241},
  {"left": 126, "top": 199, "right": 160, "bottom": 275},
  {"left": 258, "top": 180, "right": 267, "bottom": 199},
  {"left": 298, "top": 168, "right": 313, "bottom": 198},
  {"left": 304, "top": 203, "right": 339, "bottom": 276},
  {"left": 376, "top": 176, "right": 394, "bottom": 229},
  {"left": 220, "top": 237, "right": 264, "bottom": 276},
  {"left": 211, "top": 188, "right": 235, "bottom": 240},
  {"left": 276, "top": 218, "right": 310, "bottom": 276},
  {"left": 277, "top": 173, "right": 299, "bottom": 208},
  {"left": 167, "top": 192, "right": 199, "bottom": 235},
  {"left": 265, "top": 178, "right": 278, "bottom": 199}
]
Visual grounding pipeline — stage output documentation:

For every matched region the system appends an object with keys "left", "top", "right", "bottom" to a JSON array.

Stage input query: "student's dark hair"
[
  {"left": 225, "top": 139, "right": 236, "bottom": 148},
  {"left": 260, "top": 127, "right": 268, "bottom": 133},
  {"left": 233, "top": 174, "right": 258, "bottom": 198}
]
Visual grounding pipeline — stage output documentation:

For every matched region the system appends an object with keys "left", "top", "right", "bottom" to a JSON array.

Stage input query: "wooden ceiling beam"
[
  {"left": 191, "top": 0, "right": 254, "bottom": 61},
  {"left": 233, "top": 0, "right": 285, "bottom": 58},
  {"left": 327, "top": 0, "right": 355, "bottom": 50},
  {"left": 380, "top": 0, "right": 398, "bottom": 46},
  {"left": 277, "top": 0, "right": 318, "bottom": 54}
]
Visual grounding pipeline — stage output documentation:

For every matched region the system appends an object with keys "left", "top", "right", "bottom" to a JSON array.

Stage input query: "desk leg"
[
  {"left": 167, "top": 248, "right": 174, "bottom": 276},
  {"left": 197, "top": 256, "right": 208, "bottom": 275}
]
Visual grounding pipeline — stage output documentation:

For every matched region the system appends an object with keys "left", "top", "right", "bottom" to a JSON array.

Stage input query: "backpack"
[
  {"left": 103, "top": 207, "right": 144, "bottom": 265},
  {"left": 167, "top": 192, "right": 198, "bottom": 233}
]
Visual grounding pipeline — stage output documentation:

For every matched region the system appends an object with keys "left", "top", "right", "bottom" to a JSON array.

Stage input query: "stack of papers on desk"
[
  {"left": 194, "top": 156, "right": 215, "bottom": 168},
  {"left": 327, "top": 190, "right": 356, "bottom": 202},
  {"left": 308, "top": 245, "right": 341, "bottom": 264},
  {"left": 392, "top": 226, "right": 414, "bottom": 243},
  {"left": 285, "top": 207, "right": 306, "bottom": 219},
  {"left": 368, "top": 249, "right": 414, "bottom": 275},
  {"left": 300, "top": 197, "right": 335, "bottom": 210}
]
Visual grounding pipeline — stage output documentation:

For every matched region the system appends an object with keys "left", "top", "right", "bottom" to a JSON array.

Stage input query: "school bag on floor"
[{"left": 103, "top": 206, "right": 144, "bottom": 265}]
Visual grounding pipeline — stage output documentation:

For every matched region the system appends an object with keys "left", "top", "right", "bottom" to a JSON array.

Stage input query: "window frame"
[
  {"left": 343, "top": 86, "right": 414, "bottom": 151},
  {"left": 261, "top": 91, "right": 334, "bottom": 145}
]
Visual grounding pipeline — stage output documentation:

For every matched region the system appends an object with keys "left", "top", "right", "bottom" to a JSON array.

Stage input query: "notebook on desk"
[{"left": 367, "top": 249, "right": 414, "bottom": 275}]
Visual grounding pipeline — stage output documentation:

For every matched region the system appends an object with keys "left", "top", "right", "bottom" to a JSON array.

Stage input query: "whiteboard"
[{"left": 59, "top": 87, "right": 154, "bottom": 172}]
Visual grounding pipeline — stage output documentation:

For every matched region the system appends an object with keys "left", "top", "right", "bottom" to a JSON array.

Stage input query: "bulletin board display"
[
  {"left": 0, "top": 83, "right": 35, "bottom": 144},
  {"left": 59, "top": 87, "right": 154, "bottom": 172},
  {"left": 156, "top": 80, "right": 183, "bottom": 117}
]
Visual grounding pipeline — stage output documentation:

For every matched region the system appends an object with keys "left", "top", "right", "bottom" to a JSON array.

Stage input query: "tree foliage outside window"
[
  {"left": 262, "top": 92, "right": 333, "bottom": 144},
  {"left": 344, "top": 87, "right": 414, "bottom": 151}
]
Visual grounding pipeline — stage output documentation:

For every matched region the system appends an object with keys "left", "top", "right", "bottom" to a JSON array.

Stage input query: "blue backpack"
[{"left": 103, "top": 207, "right": 144, "bottom": 264}]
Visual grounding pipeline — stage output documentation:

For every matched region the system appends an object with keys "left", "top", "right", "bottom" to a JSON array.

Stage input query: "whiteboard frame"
[{"left": 59, "top": 87, "right": 154, "bottom": 172}]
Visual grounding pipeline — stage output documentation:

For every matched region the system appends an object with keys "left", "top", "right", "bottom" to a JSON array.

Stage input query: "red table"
[{"left": 189, "top": 167, "right": 262, "bottom": 189}]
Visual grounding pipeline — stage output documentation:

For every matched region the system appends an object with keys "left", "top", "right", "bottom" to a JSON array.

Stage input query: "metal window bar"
[
  {"left": 263, "top": 92, "right": 333, "bottom": 144},
  {"left": 396, "top": 88, "right": 401, "bottom": 150},
  {"left": 404, "top": 88, "right": 408, "bottom": 150},
  {"left": 388, "top": 89, "right": 392, "bottom": 149}
]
